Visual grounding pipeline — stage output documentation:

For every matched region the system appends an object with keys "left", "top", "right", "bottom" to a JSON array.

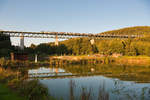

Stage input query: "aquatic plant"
[
  {"left": 70, "top": 80, "right": 75, "bottom": 100},
  {"left": 98, "top": 84, "right": 109, "bottom": 100},
  {"left": 80, "top": 87, "right": 92, "bottom": 100},
  {"left": 69, "top": 80, "right": 110, "bottom": 100}
]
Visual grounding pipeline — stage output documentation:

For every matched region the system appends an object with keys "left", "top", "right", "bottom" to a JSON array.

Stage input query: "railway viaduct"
[{"left": 0, "top": 30, "right": 141, "bottom": 50}]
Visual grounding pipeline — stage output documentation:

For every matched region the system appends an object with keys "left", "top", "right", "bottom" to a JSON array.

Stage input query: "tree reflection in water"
[
  {"left": 69, "top": 80, "right": 109, "bottom": 100},
  {"left": 98, "top": 82, "right": 109, "bottom": 100},
  {"left": 112, "top": 80, "right": 150, "bottom": 100},
  {"left": 28, "top": 64, "right": 150, "bottom": 100},
  {"left": 68, "top": 79, "right": 150, "bottom": 100}
]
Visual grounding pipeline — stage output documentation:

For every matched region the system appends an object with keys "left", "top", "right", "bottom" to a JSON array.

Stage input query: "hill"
[
  {"left": 99, "top": 26, "right": 150, "bottom": 35},
  {"left": 10, "top": 26, "right": 150, "bottom": 57}
]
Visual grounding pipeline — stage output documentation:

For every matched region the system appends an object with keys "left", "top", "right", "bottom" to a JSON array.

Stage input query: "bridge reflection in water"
[
  {"left": 28, "top": 66, "right": 150, "bottom": 100},
  {"left": 28, "top": 67, "right": 72, "bottom": 78}
]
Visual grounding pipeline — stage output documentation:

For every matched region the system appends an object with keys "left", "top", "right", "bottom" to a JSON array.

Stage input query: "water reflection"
[
  {"left": 112, "top": 80, "right": 150, "bottom": 100},
  {"left": 28, "top": 67, "right": 72, "bottom": 78},
  {"left": 39, "top": 76, "right": 150, "bottom": 100},
  {"left": 27, "top": 64, "right": 150, "bottom": 100}
]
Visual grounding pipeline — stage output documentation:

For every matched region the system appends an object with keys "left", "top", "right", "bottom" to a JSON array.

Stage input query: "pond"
[{"left": 28, "top": 64, "right": 150, "bottom": 100}]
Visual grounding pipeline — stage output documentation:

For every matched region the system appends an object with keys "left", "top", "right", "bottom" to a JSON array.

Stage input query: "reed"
[
  {"left": 69, "top": 80, "right": 109, "bottom": 100},
  {"left": 49, "top": 57, "right": 113, "bottom": 66}
]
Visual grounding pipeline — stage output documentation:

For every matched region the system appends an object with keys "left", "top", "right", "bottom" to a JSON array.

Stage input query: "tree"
[
  {"left": 0, "top": 34, "right": 11, "bottom": 57},
  {"left": 30, "top": 43, "right": 36, "bottom": 49}
]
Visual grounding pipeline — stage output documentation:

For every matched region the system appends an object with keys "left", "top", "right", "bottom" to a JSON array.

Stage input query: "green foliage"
[
  {"left": 0, "top": 83, "right": 25, "bottom": 100},
  {"left": 99, "top": 26, "right": 150, "bottom": 35},
  {"left": 19, "top": 80, "right": 50, "bottom": 100},
  {"left": 96, "top": 39, "right": 124, "bottom": 55},
  {"left": 62, "top": 38, "right": 98, "bottom": 55},
  {"left": 0, "top": 34, "right": 11, "bottom": 57},
  {"left": 30, "top": 43, "right": 36, "bottom": 49},
  {"left": 24, "top": 35, "right": 150, "bottom": 57},
  {"left": 12, "top": 26, "right": 150, "bottom": 57},
  {"left": 25, "top": 38, "right": 98, "bottom": 56},
  {"left": 0, "top": 49, "right": 11, "bottom": 57},
  {"left": 0, "top": 57, "right": 5, "bottom": 67},
  {"left": 145, "top": 46, "right": 150, "bottom": 56},
  {"left": 0, "top": 34, "right": 11, "bottom": 49},
  {"left": 35, "top": 43, "right": 52, "bottom": 54},
  {"left": 0, "top": 67, "right": 55, "bottom": 100},
  {"left": 0, "top": 57, "right": 9, "bottom": 68}
]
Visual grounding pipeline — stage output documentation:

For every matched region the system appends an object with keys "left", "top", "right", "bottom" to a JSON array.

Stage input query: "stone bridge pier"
[
  {"left": 19, "top": 33, "right": 59, "bottom": 50},
  {"left": 20, "top": 33, "right": 24, "bottom": 50},
  {"left": 90, "top": 39, "right": 95, "bottom": 45},
  {"left": 55, "top": 34, "right": 59, "bottom": 46}
]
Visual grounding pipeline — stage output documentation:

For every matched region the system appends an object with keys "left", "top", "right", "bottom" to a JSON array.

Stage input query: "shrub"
[{"left": 18, "top": 80, "right": 50, "bottom": 100}]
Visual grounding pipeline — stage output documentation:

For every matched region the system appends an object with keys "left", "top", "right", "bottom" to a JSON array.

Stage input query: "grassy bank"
[
  {"left": 1, "top": 55, "right": 150, "bottom": 68},
  {"left": 0, "top": 83, "right": 25, "bottom": 100},
  {"left": 0, "top": 67, "right": 55, "bottom": 100},
  {"left": 115, "top": 56, "right": 150, "bottom": 65},
  {"left": 50, "top": 55, "right": 150, "bottom": 66},
  {"left": 49, "top": 55, "right": 114, "bottom": 65}
]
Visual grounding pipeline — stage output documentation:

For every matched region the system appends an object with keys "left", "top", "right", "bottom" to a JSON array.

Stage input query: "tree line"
[
  {"left": 24, "top": 36, "right": 150, "bottom": 56},
  {"left": 1, "top": 26, "right": 150, "bottom": 57}
]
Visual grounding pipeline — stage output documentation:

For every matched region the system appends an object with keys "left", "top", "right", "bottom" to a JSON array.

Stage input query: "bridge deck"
[{"left": 0, "top": 30, "right": 142, "bottom": 39}]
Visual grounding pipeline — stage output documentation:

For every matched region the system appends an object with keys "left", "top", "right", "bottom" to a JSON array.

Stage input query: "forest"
[{"left": 1, "top": 26, "right": 150, "bottom": 57}]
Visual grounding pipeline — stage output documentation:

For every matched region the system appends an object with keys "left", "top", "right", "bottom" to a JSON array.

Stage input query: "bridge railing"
[{"left": 0, "top": 30, "right": 143, "bottom": 39}]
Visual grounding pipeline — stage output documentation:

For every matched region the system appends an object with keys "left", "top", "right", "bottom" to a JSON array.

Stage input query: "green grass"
[
  {"left": 121, "top": 55, "right": 150, "bottom": 58},
  {"left": 0, "top": 83, "right": 25, "bottom": 100}
]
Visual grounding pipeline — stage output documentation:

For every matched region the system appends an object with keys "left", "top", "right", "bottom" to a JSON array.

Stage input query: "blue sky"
[{"left": 0, "top": 0, "right": 150, "bottom": 46}]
